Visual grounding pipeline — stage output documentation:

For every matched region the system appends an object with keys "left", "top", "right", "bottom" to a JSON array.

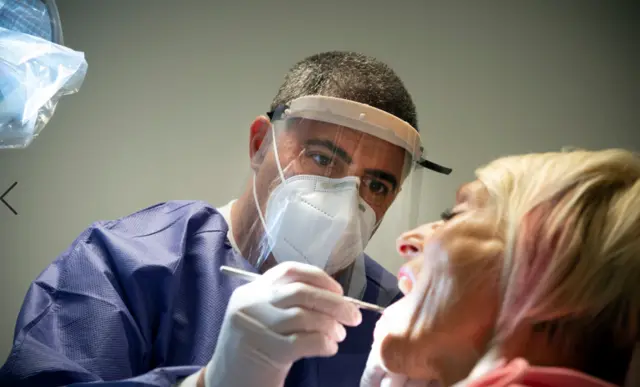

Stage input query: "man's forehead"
[
  {"left": 286, "top": 119, "right": 410, "bottom": 178},
  {"left": 296, "top": 119, "right": 364, "bottom": 138},
  {"left": 295, "top": 120, "right": 403, "bottom": 151}
]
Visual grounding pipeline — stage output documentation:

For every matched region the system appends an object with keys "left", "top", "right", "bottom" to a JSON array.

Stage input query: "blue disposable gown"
[{"left": 0, "top": 201, "right": 402, "bottom": 387}]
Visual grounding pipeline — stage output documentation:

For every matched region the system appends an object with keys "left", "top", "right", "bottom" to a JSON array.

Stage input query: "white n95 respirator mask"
[
  {"left": 258, "top": 174, "right": 377, "bottom": 274},
  {"left": 252, "top": 126, "right": 377, "bottom": 274}
]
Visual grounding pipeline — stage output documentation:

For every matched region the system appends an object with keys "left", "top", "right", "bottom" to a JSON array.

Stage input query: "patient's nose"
[
  {"left": 397, "top": 236, "right": 423, "bottom": 257},
  {"left": 396, "top": 221, "right": 444, "bottom": 259}
]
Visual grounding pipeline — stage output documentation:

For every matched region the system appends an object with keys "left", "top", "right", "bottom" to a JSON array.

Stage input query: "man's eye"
[
  {"left": 440, "top": 209, "right": 457, "bottom": 221},
  {"left": 311, "top": 154, "right": 333, "bottom": 167},
  {"left": 366, "top": 179, "right": 389, "bottom": 196}
]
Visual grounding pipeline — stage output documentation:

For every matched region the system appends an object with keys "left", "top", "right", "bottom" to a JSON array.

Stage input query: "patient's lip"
[
  {"left": 397, "top": 266, "right": 415, "bottom": 294},
  {"left": 397, "top": 266, "right": 413, "bottom": 281}
]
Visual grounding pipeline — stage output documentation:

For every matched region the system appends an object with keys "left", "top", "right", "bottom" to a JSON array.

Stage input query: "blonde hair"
[{"left": 476, "top": 148, "right": 640, "bottom": 367}]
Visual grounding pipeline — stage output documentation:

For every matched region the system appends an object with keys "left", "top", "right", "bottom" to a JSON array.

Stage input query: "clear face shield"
[
  {"left": 0, "top": 0, "right": 88, "bottom": 149},
  {"left": 235, "top": 95, "right": 451, "bottom": 282}
]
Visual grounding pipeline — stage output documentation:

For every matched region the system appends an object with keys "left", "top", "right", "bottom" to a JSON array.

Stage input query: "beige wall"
[{"left": 1, "top": 0, "right": 638, "bottom": 363}]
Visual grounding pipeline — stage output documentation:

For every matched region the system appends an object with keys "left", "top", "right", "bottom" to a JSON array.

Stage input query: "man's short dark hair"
[{"left": 271, "top": 51, "right": 418, "bottom": 130}]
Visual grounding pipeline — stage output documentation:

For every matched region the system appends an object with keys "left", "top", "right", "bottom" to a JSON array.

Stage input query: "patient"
[{"left": 371, "top": 149, "right": 640, "bottom": 387}]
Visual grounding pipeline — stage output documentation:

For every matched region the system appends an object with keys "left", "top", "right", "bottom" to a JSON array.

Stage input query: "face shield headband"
[{"left": 266, "top": 97, "right": 452, "bottom": 176}]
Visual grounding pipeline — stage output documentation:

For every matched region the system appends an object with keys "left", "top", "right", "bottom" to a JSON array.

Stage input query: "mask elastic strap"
[
  {"left": 252, "top": 173, "right": 274, "bottom": 268},
  {"left": 252, "top": 173, "right": 269, "bottom": 238},
  {"left": 251, "top": 125, "right": 286, "bottom": 258},
  {"left": 271, "top": 125, "right": 287, "bottom": 183},
  {"left": 253, "top": 124, "right": 286, "bottom": 233}
]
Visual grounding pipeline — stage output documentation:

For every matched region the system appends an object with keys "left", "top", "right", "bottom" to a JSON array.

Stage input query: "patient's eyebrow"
[{"left": 455, "top": 183, "right": 471, "bottom": 203}]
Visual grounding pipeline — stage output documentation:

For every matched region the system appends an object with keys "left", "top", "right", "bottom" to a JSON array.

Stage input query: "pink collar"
[{"left": 466, "top": 358, "right": 618, "bottom": 387}]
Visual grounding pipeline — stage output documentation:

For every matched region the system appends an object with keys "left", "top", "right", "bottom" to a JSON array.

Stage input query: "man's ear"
[{"left": 249, "top": 116, "right": 271, "bottom": 172}]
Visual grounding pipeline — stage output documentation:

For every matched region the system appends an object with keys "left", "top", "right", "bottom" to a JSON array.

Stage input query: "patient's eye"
[{"left": 440, "top": 208, "right": 457, "bottom": 221}]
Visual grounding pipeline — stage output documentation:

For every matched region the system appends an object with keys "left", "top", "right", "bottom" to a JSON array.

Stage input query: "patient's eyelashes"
[{"left": 440, "top": 209, "right": 457, "bottom": 221}]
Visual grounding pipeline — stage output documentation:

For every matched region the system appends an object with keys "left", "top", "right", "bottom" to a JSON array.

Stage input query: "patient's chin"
[{"left": 380, "top": 332, "right": 481, "bottom": 386}]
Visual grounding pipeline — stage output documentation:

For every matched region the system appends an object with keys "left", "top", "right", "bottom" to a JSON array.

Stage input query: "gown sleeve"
[{"left": 0, "top": 201, "right": 219, "bottom": 387}]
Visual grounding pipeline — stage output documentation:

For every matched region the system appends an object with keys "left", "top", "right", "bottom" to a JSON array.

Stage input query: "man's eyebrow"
[
  {"left": 305, "top": 139, "right": 352, "bottom": 164},
  {"left": 304, "top": 139, "right": 399, "bottom": 191},
  {"left": 363, "top": 169, "right": 398, "bottom": 191}
]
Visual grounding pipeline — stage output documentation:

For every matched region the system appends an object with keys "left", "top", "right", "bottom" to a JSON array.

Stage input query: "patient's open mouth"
[
  {"left": 397, "top": 266, "right": 415, "bottom": 294},
  {"left": 399, "top": 243, "right": 419, "bottom": 255}
]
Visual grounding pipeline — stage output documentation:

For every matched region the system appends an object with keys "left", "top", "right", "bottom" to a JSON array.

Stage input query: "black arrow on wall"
[{"left": 1, "top": 182, "right": 18, "bottom": 215}]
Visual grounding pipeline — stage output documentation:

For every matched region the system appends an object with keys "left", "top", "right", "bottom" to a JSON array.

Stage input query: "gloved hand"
[{"left": 204, "top": 261, "right": 363, "bottom": 387}]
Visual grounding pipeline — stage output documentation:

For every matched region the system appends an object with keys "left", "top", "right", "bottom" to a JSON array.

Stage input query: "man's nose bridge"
[{"left": 345, "top": 162, "right": 364, "bottom": 179}]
